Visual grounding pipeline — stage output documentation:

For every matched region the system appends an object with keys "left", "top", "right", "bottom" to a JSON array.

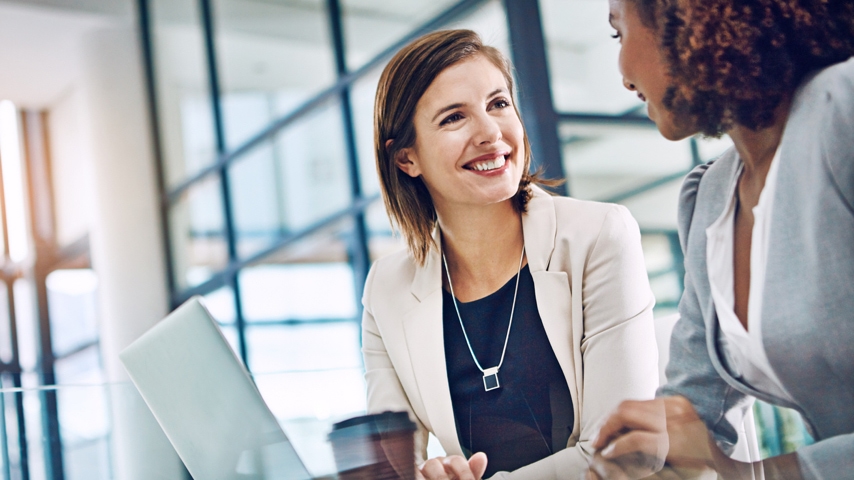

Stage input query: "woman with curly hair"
[{"left": 590, "top": 0, "right": 854, "bottom": 479}]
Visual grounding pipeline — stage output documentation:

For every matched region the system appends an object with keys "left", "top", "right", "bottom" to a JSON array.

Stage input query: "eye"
[
  {"left": 611, "top": 31, "right": 621, "bottom": 40},
  {"left": 490, "top": 98, "right": 511, "bottom": 110},
  {"left": 440, "top": 112, "right": 464, "bottom": 126}
]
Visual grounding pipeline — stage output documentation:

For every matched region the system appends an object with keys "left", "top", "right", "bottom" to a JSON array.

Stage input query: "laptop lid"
[{"left": 120, "top": 296, "right": 313, "bottom": 480}]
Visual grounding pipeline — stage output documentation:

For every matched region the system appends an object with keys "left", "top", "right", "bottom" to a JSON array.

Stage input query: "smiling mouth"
[{"left": 465, "top": 155, "right": 508, "bottom": 172}]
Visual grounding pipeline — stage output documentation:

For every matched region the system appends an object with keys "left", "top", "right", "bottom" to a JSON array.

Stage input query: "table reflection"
[{"left": 0, "top": 368, "right": 374, "bottom": 479}]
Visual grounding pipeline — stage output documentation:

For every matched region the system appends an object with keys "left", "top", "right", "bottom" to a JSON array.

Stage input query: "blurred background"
[{"left": 0, "top": 0, "right": 809, "bottom": 478}]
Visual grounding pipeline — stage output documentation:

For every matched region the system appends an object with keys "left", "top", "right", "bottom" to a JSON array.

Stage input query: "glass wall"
[
  {"left": 0, "top": 100, "right": 106, "bottom": 478},
  {"left": 142, "top": 0, "right": 527, "bottom": 474},
  {"left": 141, "top": 0, "right": 809, "bottom": 475},
  {"left": 538, "top": 0, "right": 735, "bottom": 314}
]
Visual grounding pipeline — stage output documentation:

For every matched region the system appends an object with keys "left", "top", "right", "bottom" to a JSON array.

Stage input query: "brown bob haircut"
[{"left": 374, "top": 29, "right": 539, "bottom": 265}]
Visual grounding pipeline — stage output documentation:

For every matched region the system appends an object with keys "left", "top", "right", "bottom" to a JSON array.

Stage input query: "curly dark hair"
[{"left": 633, "top": 0, "right": 854, "bottom": 136}]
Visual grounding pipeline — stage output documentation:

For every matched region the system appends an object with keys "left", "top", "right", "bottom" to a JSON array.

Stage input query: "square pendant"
[{"left": 483, "top": 367, "right": 500, "bottom": 391}]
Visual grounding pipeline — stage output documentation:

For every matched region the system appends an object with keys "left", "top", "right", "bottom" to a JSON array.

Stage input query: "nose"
[
  {"left": 623, "top": 78, "right": 636, "bottom": 91},
  {"left": 473, "top": 112, "right": 501, "bottom": 145}
]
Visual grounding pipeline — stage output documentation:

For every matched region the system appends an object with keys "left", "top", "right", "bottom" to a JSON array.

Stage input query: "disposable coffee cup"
[{"left": 328, "top": 411, "right": 417, "bottom": 480}]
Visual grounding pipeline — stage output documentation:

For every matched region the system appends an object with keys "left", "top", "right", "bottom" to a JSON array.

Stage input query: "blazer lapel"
[
  {"left": 523, "top": 186, "right": 556, "bottom": 273},
  {"left": 523, "top": 188, "right": 580, "bottom": 425},
  {"left": 403, "top": 233, "right": 463, "bottom": 456},
  {"left": 531, "top": 270, "right": 578, "bottom": 410},
  {"left": 695, "top": 156, "right": 755, "bottom": 393},
  {"left": 698, "top": 199, "right": 793, "bottom": 405}
]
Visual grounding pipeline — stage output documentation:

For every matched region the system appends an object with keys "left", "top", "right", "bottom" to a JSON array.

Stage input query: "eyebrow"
[
  {"left": 608, "top": 13, "right": 616, "bottom": 28},
  {"left": 431, "top": 88, "right": 508, "bottom": 123},
  {"left": 432, "top": 103, "right": 463, "bottom": 123}
]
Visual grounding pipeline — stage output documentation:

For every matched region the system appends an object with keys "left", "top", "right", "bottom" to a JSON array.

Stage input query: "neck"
[
  {"left": 437, "top": 199, "right": 524, "bottom": 301},
  {"left": 728, "top": 98, "right": 791, "bottom": 176}
]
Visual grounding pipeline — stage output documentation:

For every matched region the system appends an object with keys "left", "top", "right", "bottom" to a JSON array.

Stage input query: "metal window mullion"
[
  {"left": 134, "top": 8, "right": 194, "bottom": 480},
  {"left": 690, "top": 137, "right": 702, "bottom": 166},
  {"left": 0, "top": 382, "right": 10, "bottom": 480},
  {"left": 198, "top": 0, "right": 249, "bottom": 365},
  {"left": 326, "top": 0, "right": 371, "bottom": 311},
  {"left": 137, "top": 0, "right": 179, "bottom": 306},
  {"left": 31, "top": 265, "right": 62, "bottom": 480},
  {"left": 164, "top": 0, "right": 488, "bottom": 204},
  {"left": 339, "top": 90, "right": 371, "bottom": 308},
  {"left": 171, "top": 194, "right": 379, "bottom": 306},
  {"left": 20, "top": 110, "right": 63, "bottom": 479},
  {"left": 503, "top": 0, "right": 567, "bottom": 195},
  {"left": 558, "top": 112, "right": 657, "bottom": 127},
  {"left": 0, "top": 124, "right": 28, "bottom": 479},
  {"left": 2, "top": 287, "right": 27, "bottom": 480},
  {"left": 164, "top": 0, "right": 498, "bottom": 306}
]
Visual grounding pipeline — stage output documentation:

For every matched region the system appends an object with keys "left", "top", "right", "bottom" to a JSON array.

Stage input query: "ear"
[{"left": 392, "top": 145, "right": 422, "bottom": 178}]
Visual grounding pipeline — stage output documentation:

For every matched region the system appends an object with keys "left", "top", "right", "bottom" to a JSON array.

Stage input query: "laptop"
[{"left": 120, "top": 296, "right": 316, "bottom": 480}]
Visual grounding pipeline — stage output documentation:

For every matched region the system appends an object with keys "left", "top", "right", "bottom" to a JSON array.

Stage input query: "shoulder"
[
  {"left": 791, "top": 57, "right": 854, "bottom": 203},
  {"left": 363, "top": 247, "right": 415, "bottom": 303},
  {"left": 676, "top": 149, "right": 738, "bottom": 251},
  {"left": 549, "top": 194, "right": 642, "bottom": 255},
  {"left": 676, "top": 162, "right": 712, "bottom": 252},
  {"left": 525, "top": 187, "right": 644, "bottom": 272},
  {"left": 796, "top": 56, "right": 854, "bottom": 106},
  {"left": 525, "top": 185, "right": 628, "bottom": 253},
  {"left": 790, "top": 57, "right": 854, "bottom": 137},
  {"left": 550, "top": 193, "right": 617, "bottom": 220},
  {"left": 549, "top": 193, "right": 630, "bottom": 232},
  {"left": 367, "top": 247, "right": 416, "bottom": 285}
]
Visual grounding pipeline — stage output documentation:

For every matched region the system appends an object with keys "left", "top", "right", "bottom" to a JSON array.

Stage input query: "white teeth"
[{"left": 472, "top": 156, "right": 506, "bottom": 171}]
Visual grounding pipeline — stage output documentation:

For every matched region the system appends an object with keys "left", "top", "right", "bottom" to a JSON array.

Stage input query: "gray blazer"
[{"left": 658, "top": 57, "right": 854, "bottom": 480}]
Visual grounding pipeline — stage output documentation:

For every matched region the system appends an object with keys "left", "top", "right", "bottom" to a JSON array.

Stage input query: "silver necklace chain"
[{"left": 442, "top": 244, "right": 525, "bottom": 391}]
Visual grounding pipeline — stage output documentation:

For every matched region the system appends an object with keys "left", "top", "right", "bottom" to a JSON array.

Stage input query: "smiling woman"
[
  {"left": 394, "top": 55, "right": 525, "bottom": 224},
  {"left": 361, "top": 29, "right": 660, "bottom": 479},
  {"left": 373, "top": 30, "right": 538, "bottom": 267}
]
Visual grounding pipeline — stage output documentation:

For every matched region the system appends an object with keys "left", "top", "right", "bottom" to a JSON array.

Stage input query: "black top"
[{"left": 443, "top": 265, "right": 573, "bottom": 477}]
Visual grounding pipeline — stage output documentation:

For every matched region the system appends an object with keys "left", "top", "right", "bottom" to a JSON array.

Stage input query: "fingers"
[
  {"left": 443, "top": 455, "right": 476, "bottom": 480},
  {"left": 593, "top": 399, "right": 666, "bottom": 450},
  {"left": 629, "top": 467, "right": 685, "bottom": 480},
  {"left": 591, "top": 396, "right": 717, "bottom": 478},
  {"left": 420, "top": 457, "right": 450, "bottom": 480},
  {"left": 416, "top": 465, "right": 427, "bottom": 480},
  {"left": 468, "top": 452, "right": 488, "bottom": 479},
  {"left": 588, "top": 450, "right": 670, "bottom": 480},
  {"left": 584, "top": 469, "right": 602, "bottom": 480},
  {"left": 662, "top": 396, "right": 701, "bottom": 424},
  {"left": 601, "top": 431, "right": 667, "bottom": 461},
  {"left": 590, "top": 398, "right": 673, "bottom": 479},
  {"left": 419, "top": 454, "right": 486, "bottom": 480},
  {"left": 587, "top": 453, "right": 632, "bottom": 480}
]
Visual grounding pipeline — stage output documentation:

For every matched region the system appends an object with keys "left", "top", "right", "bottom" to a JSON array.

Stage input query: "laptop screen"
[{"left": 120, "top": 297, "right": 313, "bottom": 480}]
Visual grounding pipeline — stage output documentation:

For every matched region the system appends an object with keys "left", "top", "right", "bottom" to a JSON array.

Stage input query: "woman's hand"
[
  {"left": 417, "top": 452, "right": 488, "bottom": 480},
  {"left": 588, "top": 396, "right": 729, "bottom": 479},
  {"left": 588, "top": 395, "right": 798, "bottom": 480},
  {"left": 590, "top": 397, "right": 669, "bottom": 478},
  {"left": 586, "top": 453, "right": 693, "bottom": 480}
]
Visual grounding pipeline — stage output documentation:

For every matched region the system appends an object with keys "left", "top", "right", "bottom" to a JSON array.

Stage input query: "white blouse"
[{"left": 704, "top": 147, "right": 794, "bottom": 403}]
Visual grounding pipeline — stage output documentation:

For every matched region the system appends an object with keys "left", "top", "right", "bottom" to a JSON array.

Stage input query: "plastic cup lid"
[{"left": 328, "top": 411, "right": 416, "bottom": 440}]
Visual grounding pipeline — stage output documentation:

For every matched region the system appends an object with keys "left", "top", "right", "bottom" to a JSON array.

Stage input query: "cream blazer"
[{"left": 361, "top": 186, "right": 659, "bottom": 479}]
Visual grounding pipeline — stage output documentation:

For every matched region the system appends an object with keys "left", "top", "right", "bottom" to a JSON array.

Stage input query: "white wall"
[
  {"left": 48, "top": 88, "right": 95, "bottom": 247},
  {"left": 77, "top": 22, "right": 185, "bottom": 480},
  {"left": 0, "top": 0, "right": 185, "bottom": 476}
]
